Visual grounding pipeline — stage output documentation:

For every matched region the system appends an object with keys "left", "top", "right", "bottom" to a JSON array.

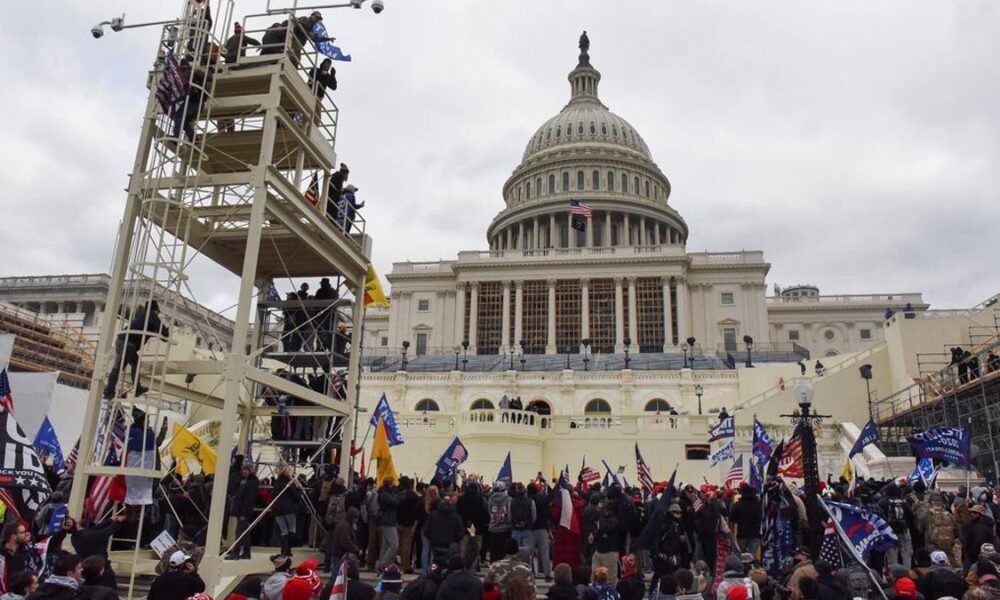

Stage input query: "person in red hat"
[
  {"left": 224, "top": 22, "right": 260, "bottom": 64},
  {"left": 283, "top": 559, "right": 321, "bottom": 600}
]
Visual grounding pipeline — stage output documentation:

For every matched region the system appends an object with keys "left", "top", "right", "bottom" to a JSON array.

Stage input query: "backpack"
[
  {"left": 928, "top": 509, "right": 956, "bottom": 549},
  {"left": 489, "top": 497, "right": 510, "bottom": 530},
  {"left": 886, "top": 498, "right": 907, "bottom": 531},
  {"left": 364, "top": 490, "right": 380, "bottom": 522},
  {"left": 326, "top": 494, "right": 346, "bottom": 526},
  {"left": 511, "top": 496, "right": 533, "bottom": 530}
]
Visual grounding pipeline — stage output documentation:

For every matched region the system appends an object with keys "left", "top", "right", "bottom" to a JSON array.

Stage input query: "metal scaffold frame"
[{"left": 66, "top": 1, "right": 372, "bottom": 596}]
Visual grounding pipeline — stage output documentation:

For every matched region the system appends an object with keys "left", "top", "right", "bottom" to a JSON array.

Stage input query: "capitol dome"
[{"left": 488, "top": 35, "right": 686, "bottom": 251}]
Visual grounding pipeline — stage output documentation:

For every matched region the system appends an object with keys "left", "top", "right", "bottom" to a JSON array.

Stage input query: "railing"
[
  {"left": 767, "top": 293, "right": 924, "bottom": 305},
  {"left": 689, "top": 251, "right": 766, "bottom": 265},
  {"left": 454, "top": 245, "right": 686, "bottom": 262},
  {"left": 0, "top": 273, "right": 112, "bottom": 288}
]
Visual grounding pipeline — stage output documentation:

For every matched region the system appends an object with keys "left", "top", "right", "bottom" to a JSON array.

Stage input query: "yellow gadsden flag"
[
  {"left": 364, "top": 264, "right": 389, "bottom": 308},
  {"left": 371, "top": 417, "right": 398, "bottom": 485},
  {"left": 170, "top": 424, "right": 218, "bottom": 475}
]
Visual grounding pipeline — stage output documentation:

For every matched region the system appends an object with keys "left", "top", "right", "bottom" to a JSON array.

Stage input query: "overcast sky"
[{"left": 1, "top": 1, "right": 998, "bottom": 316}]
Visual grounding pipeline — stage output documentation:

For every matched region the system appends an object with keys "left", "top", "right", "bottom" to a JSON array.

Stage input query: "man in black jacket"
[
  {"left": 103, "top": 300, "right": 169, "bottom": 399},
  {"left": 731, "top": 484, "right": 762, "bottom": 557},
  {"left": 456, "top": 481, "right": 489, "bottom": 569},
  {"left": 397, "top": 477, "right": 421, "bottom": 573},
  {"left": 437, "top": 554, "right": 482, "bottom": 600},
  {"left": 375, "top": 478, "right": 404, "bottom": 570},
  {"left": 589, "top": 500, "right": 621, "bottom": 586},
  {"left": 319, "top": 554, "right": 374, "bottom": 600},
  {"left": 27, "top": 553, "right": 83, "bottom": 600},
  {"left": 78, "top": 556, "right": 118, "bottom": 600},
  {"left": 147, "top": 552, "right": 205, "bottom": 600},
  {"left": 228, "top": 461, "right": 260, "bottom": 560},
  {"left": 528, "top": 483, "right": 553, "bottom": 581},
  {"left": 69, "top": 516, "right": 125, "bottom": 588},
  {"left": 326, "top": 163, "right": 349, "bottom": 224}
]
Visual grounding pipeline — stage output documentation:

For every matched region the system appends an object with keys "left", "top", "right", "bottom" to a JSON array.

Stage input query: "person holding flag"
[{"left": 551, "top": 466, "right": 584, "bottom": 570}]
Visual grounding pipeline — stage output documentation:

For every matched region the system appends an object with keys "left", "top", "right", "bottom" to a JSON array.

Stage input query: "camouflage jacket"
[{"left": 487, "top": 556, "right": 534, "bottom": 590}]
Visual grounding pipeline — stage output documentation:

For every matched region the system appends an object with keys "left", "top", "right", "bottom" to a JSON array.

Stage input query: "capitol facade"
[{"left": 355, "top": 39, "right": 929, "bottom": 483}]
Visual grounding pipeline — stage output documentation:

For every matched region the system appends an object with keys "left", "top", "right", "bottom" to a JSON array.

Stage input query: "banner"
[
  {"left": 496, "top": 452, "right": 512, "bottom": 485},
  {"left": 371, "top": 418, "right": 398, "bottom": 485},
  {"left": 170, "top": 424, "right": 217, "bottom": 475},
  {"left": 909, "top": 456, "right": 938, "bottom": 488},
  {"left": 33, "top": 417, "right": 64, "bottom": 471},
  {"left": 848, "top": 419, "right": 880, "bottom": 458},
  {"left": 369, "top": 393, "right": 403, "bottom": 446},
  {"left": 434, "top": 437, "right": 468, "bottom": 482},
  {"left": 710, "top": 440, "right": 735, "bottom": 466},
  {"left": 363, "top": 264, "right": 389, "bottom": 308},
  {"left": 822, "top": 500, "right": 899, "bottom": 557},
  {"left": 907, "top": 427, "right": 972, "bottom": 469},
  {"left": 752, "top": 417, "right": 773, "bottom": 465},
  {"left": 709, "top": 417, "right": 735, "bottom": 442}
]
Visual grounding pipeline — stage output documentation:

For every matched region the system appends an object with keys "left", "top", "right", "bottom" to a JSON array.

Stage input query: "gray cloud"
[{"left": 0, "top": 0, "right": 996, "bottom": 312}]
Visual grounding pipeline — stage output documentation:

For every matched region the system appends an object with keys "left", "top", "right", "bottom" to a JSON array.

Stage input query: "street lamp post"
[
  {"left": 695, "top": 384, "right": 704, "bottom": 415},
  {"left": 623, "top": 337, "right": 631, "bottom": 369},
  {"left": 461, "top": 340, "right": 469, "bottom": 371},
  {"left": 519, "top": 339, "right": 527, "bottom": 371},
  {"left": 860, "top": 363, "right": 874, "bottom": 421},
  {"left": 744, "top": 335, "right": 754, "bottom": 368},
  {"left": 781, "top": 378, "right": 830, "bottom": 554},
  {"left": 681, "top": 343, "right": 689, "bottom": 369},
  {"left": 564, "top": 346, "right": 571, "bottom": 370},
  {"left": 400, "top": 340, "right": 409, "bottom": 371},
  {"left": 582, "top": 338, "right": 592, "bottom": 371},
  {"left": 509, "top": 344, "right": 517, "bottom": 370},
  {"left": 454, "top": 345, "right": 461, "bottom": 370}
]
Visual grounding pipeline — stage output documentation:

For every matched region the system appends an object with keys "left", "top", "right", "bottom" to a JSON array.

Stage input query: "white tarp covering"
[
  {"left": 0, "top": 334, "right": 13, "bottom": 371},
  {"left": 48, "top": 383, "right": 88, "bottom": 451},
  {"left": 7, "top": 371, "right": 58, "bottom": 440}
]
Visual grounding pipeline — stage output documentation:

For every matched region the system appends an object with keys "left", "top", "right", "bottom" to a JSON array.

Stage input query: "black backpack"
[
  {"left": 511, "top": 496, "right": 534, "bottom": 529},
  {"left": 886, "top": 498, "right": 907, "bottom": 531}
]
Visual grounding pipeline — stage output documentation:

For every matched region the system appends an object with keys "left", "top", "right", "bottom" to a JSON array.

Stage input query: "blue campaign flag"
[
  {"left": 369, "top": 393, "right": 404, "bottom": 446},
  {"left": 311, "top": 22, "right": 352, "bottom": 62},
  {"left": 709, "top": 417, "right": 735, "bottom": 442},
  {"left": 753, "top": 417, "right": 773, "bottom": 465},
  {"left": 47, "top": 504, "right": 67, "bottom": 533},
  {"left": 33, "top": 417, "right": 64, "bottom": 471},
  {"left": 909, "top": 457, "right": 938, "bottom": 488},
  {"left": 749, "top": 456, "right": 764, "bottom": 493},
  {"left": 496, "top": 452, "right": 512, "bottom": 485},
  {"left": 823, "top": 500, "right": 899, "bottom": 558},
  {"left": 908, "top": 427, "right": 972, "bottom": 469},
  {"left": 848, "top": 419, "right": 881, "bottom": 458},
  {"left": 434, "top": 437, "right": 468, "bottom": 482}
]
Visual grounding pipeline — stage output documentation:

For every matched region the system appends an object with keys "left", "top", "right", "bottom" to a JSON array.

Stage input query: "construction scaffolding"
[{"left": 66, "top": 1, "right": 371, "bottom": 596}]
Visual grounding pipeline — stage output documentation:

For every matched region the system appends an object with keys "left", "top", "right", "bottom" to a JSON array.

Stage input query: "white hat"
[
  {"left": 930, "top": 550, "right": 949, "bottom": 565},
  {"left": 169, "top": 550, "right": 191, "bottom": 567}
]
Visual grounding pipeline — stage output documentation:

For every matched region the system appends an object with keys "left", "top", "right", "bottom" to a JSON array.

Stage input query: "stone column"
[
  {"left": 640, "top": 217, "right": 647, "bottom": 246},
  {"left": 533, "top": 217, "right": 540, "bottom": 249},
  {"left": 546, "top": 279, "right": 557, "bottom": 354},
  {"left": 501, "top": 280, "right": 512, "bottom": 351},
  {"left": 580, "top": 278, "right": 590, "bottom": 351},
  {"left": 454, "top": 283, "right": 466, "bottom": 345},
  {"left": 604, "top": 212, "right": 612, "bottom": 246},
  {"left": 676, "top": 277, "right": 689, "bottom": 342},
  {"left": 654, "top": 222, "right": 661, "bottom": 245},
  {"left": 627, "top": 276, "right": 638, "bottom": 352},
  {"left": 586, "top": 216, "right": 594, "bottom": 248},
  {"left": 514, "top": 280, "right": 524, "bottom": 346},
  {"left": 549, "top": 214, "right": 557, "bottom": 249},
  {"left": 623, "top": 213, "right": 631, "bottom": 246},
  {"left": 506, "top": 227, "right": 513, "bottom": 250},
  {"left": 662, "top": 276, "right": 674, "bottom": 350},
  {"left": 468, "top": 282, "right": 479, "bottom": 353},
  {"left": 517, "top": 222, "right": 523, "bottom": 250},
  {"left": 614, "top": 277, "right": 624, "bottom": 352}
]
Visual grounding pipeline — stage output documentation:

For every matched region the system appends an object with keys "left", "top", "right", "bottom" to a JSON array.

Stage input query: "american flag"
[
  {"left": 818, "top": 518, "right": 844, "bottom": 569},
  {"left": 155, "top": 49, "right": 190, "bottom": 117},
  {"left": 0, "top": 369, "right": 13, "bottom": 413},
  {"left": 63, "top": 438, "right": 80, "bottom": 474},
  {"left": 569, "top": 199, "right": 592, "bottom": 217},
  {"left": 327, "top": 371, "right": 344, "bottom": 399},
  {"left": 635, "top": 443, "right": 654, "bottom": 493},
  {"left": 304, "top": 172, "right": 319, "bottom": 207},
  {"left": 725, "top": 454, "right": 744, "bottom": 489},
  {"left": 579, "top": 456, "right": 600, "bottom": 486},
  {"left": 85, "top": 408, "right": 127, "bottom": 523},
  {"left": 328, "top": 560, "right": 347, "bottom": 600},
  {"left": 450, "top": 443, "right": 468, "bottom": 464},
  {"left": 778, "top": 431, "right": 804, "bottom": 478}
]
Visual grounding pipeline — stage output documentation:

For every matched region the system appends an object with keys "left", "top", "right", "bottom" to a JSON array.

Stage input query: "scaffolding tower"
[{"left": 67, "top": 1, "right": 371, "bottom": 595}]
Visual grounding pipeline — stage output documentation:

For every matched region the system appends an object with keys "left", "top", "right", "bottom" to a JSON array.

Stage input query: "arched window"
[
  {"left": 526, "top": 181, "right": 532, "bottom": 199},
  {"left": 592, "top": 170, "right": 600, "bottom": 190},
  {"left": 556, "top": 125, "right": 561, "bottom": 138},
  {"left": 577, "top": 171, "right": 584, "bottom": 190},
  {"left": 645, "top": 180, "right": 650, "bottom": 198},
  {"left": 612, "top": 125, "right": 618, "bottom": 137},
  {"left": 601, "top": 123, "right": 608, "bottom": 136},
  {"left": 546, "top": 130, "right": 551, "bottom": 142},
  {"left": 621, "top": 174, "right": 628, "bottom": 193},
  {"left": 607, "top": 171, "right": 615, "bottom": 191},
  {"left": 634, "top": 176, "right": 640, "bottom": 195},
  {"left": 825, "top": 350, "right": 839, "bottom": 357},
  {"left": 578, "top": 123, "right": 584, "bottom": 136},
  {"left": 415, "top": 399, "right": 439, "bottom": 412},
  {"left": 644, "top": 399, "right": 672, "bottom": 413},
  {"left": 528, "top": 400, "right": 551, "bottom": 415},
  {"left": 585, "top": 399, "right": 612, "bottom": 414},
  {"left": 536, "top": 177, "right": 542, "bottom": 197},
  {"left": 562, "top": 172, "right": 570, "bottom": 192},
  {"left": 590, "top": 122, "right": 596, "bottom": 134},
  {"left": 548, "top": 174, "right": 556, "bottom": 194},
  {"left": 516, "top": 186, "right": 521, "bottom": 202},
  {"left": 470, "top": 398, "right": 494, "bottom": 410}
]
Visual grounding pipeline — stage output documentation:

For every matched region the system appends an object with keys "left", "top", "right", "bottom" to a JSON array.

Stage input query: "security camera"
[
  {"left": 110, "top": 16, "right": 125, "bottom": 32},
  {"left": 350, "top": 0, "right": 363, "bottom": 7},
  {"left": 371, "top": 0, "right": 385, "bottom": 13},
  {"left": 91, "top": 25, "right": 105, "bottom": 39}
]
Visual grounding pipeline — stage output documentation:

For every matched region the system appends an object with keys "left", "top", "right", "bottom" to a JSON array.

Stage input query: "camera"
[
  {"left": 110, "top": 17, "right": 125, "bottom": 32},
  {"left": 371, "top": 0, "right": 384, "bottom": 13},
  {"left": 91, "top": 25, "right": 105, "bottom": 39}
]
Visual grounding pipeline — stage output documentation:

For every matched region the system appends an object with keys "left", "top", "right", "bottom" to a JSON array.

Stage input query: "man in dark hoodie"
[
  {"left": 397, "top": 477, "right": 421, "bottom": 574},
  {"left": 320, "top": 554, "right": 374, "bottom": 600},
  {"left": 423, "top": 494, "right": 466, "bottom": 562},
  {"left": 437, "top": 554, "right": 482, "bottom": 600},
  {"left": 487, "top": 482, "right": 513, "bottom": 562},
  {"left": 731, "top": 484, "right": 762, "bottom": 557},
  {"left": 528, "top": 483, "right": 553, "bottom": 581},
  {"left": 376, "top": 477, "right": 404, "bottom": 569},
  {"left": 329, "top": 507, "right": 361, "bottom": 572},
  {"left": 456, "top": 482, "right": 490, "bottom": 569},
  {"left": 813, "top": 559, "right": 847, "bottom": 600},
  {"left": 28, "top": 553, "right": 83, "bottom": 600},
  {"left": 546, "top": 563, "right": 578, "bottom": 600},
  {"left": 78, "top": 556, "right": 117, "bottom": 600}
]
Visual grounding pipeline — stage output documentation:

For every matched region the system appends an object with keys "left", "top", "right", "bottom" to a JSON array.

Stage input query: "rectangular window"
[
  {"left": 788, "top": 330, "right": 800, "bottom": 341},
  {"left": 416, "top": 333, "right": 428, "bottom": 356},
  {"left": 636, "top": 278, "right": 664, "bottom": 352},
  {"left": 417, "top": 299, "right": 430, "bottom": 311},
  {"left": 522, "top": 281, "right": 548, "bottom": 354},
  {"left": 476, "top": 281, "right": 503, "bottom": 355},
  {"left": 589, "top": 279, "right": 615, "bottom": 354},
  {"left": 860, "top": 328, "right": 872, "bottom": 340},
  {"left": 555, "top": 279, "right": 581, "bottom": 352},
  {"left": 685, "top": 444, "right": 710, "bottom": 460},
  {"left": 380, "top": 336, "right": 388, "bottom": 346},
  {"left": 723, "top": 328, "right": 737, "bottom": 352},
  {"left": 721, "top": 292, "right": 734, "bottom": 306}
]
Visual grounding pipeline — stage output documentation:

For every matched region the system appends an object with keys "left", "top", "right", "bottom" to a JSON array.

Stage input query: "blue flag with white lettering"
[
  {"left": 369, "top": 393, "right": 404, "bottom": 446},
  {"left": 753, "top": 417, "right": 773, "bottom": 466},
  {"left": 909, "top": 457, "right": 938, "bottom": 488},
  {"left": 908, "top": 427, "right": 972, "bottom": 469},
  {"left": 496, "top": 452, "right": 512, "bottom": 485},
  {"left": 824, "top": 500, "right": 899, "bottom": 557},
  {"left": 848, "top": 419, "right": 881, "bottom": 458},
  {"left": 435, "top": 437, "right": 468, "bottom": 482},
  {"left": 311, "top": 22, "right": 352, "bottom": 62},
  {"left": 33, "top": 417, "right": 64, "bottom": 471},
  {"left": 709, "top": 417, "right": 735, "bottom": 442}
]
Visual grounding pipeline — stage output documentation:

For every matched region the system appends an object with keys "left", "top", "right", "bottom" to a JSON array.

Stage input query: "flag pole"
[
  {"left": 966, "top": 418, "right": 973, "bottom": 492},
  {"left": 818, "top": 497, "right": 889, "bottom": 600}
]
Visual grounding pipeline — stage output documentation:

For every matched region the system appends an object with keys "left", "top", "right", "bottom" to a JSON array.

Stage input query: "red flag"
[{"left": 778, "top": 433, "right": 805, "bottom": 479}]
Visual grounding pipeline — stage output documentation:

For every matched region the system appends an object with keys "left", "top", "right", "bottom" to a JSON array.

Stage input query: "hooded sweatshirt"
[
  {"left": 331, "top": 507, "right": 360, "bottom": 559},
  {"left": 423, "top": 501, "right": 465, "bottom": 551},
  {"left": 488, "top": 490, "right": 512, "bottom": 533}
]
